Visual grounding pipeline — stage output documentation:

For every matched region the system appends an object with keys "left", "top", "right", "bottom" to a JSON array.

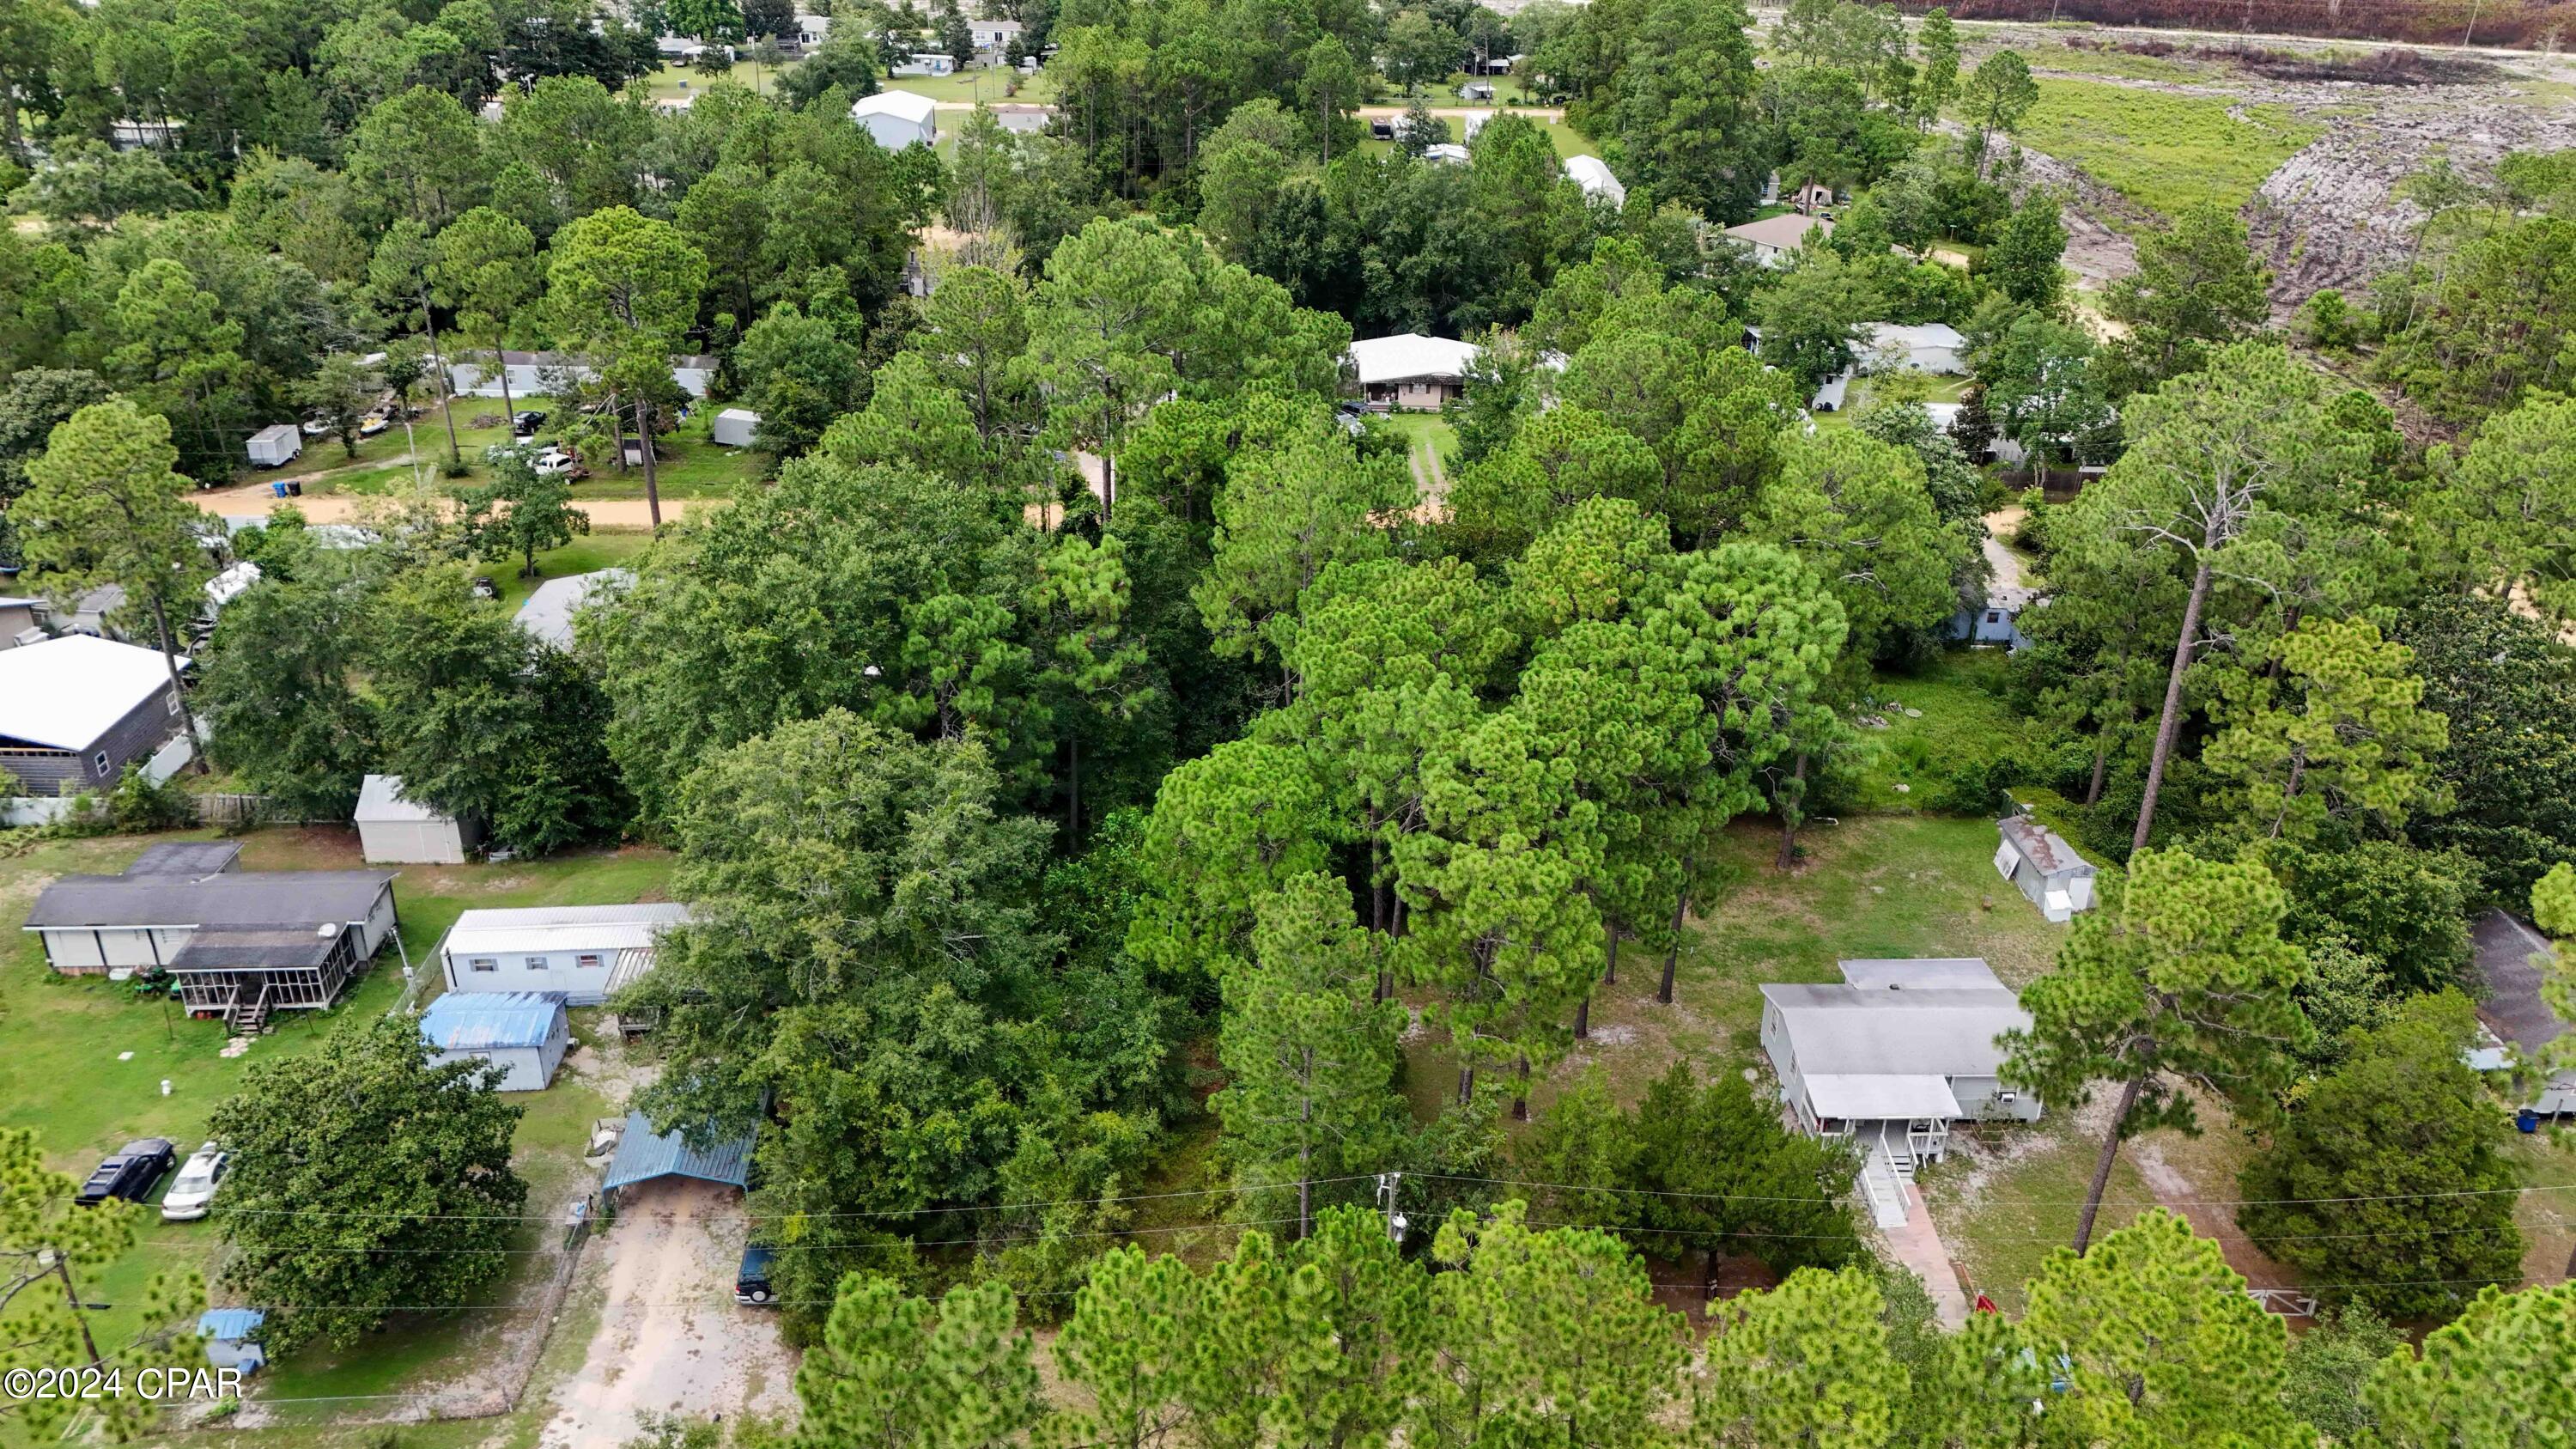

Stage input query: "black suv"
[
  {"left": 76, "top": 1139, "right": 175, "bottom": 1208},
  {"left": 735, "top": 1245, "right": 778, "bottom": 1306},
  {"left": 512, "top": 411, "right": 548, "bottom": 436}
]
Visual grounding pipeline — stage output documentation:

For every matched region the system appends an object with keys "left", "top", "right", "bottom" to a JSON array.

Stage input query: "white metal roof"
[
  {"left": 1761, "top": 983, "right": 2027, "bottom": 1076},
  {"left": 513, "top": 569, "right": 630, "bottom": 651},
  {"left": 1803, "top": 1073, "right": 1965, "bottom": 1121},
  {"left": 0, "top": 635, "right": 184, "bottom": 751},
  {"left": 1838, "top": 958, "right": 2003, "bottom": 990},
  {"left": 206, "top": 562, "right": 261, "bottom": 610},
  {"left": 1347, "top": 334, "right": 1481, "bottom": 387},
  {"left": 1561, "top": 155, "right": 1625, "bottom": 206},
  {"left": 248, "top": 423, "right": 300, "bottom": 447},
  {"left": 354, "top": 773, "right": 456, "bottom": 825},
  {"left": 440, "top": 903, "right": 694, "bottom": 959},
  {"left": 852, "top": 89, "right": 939, "bottom": 125}
]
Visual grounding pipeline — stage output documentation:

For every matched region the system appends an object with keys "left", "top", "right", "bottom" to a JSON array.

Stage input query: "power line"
[
  {"left": 1415, "top": 1170, "right": 2576, "bottom": 1210},
  {"left": 205, "top": 1173, "right": 1384, "bottom": 1222}
]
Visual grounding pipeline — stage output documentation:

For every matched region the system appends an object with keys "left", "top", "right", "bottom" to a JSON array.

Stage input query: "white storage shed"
[
  {"left": 851, "top": 90, "right": 939, "bottom": 149},
  {"left": 438, "top": 902, "right": 696, "bottom": 1006},
  {"left": 712, "top": 408, "right": 760, "bottom": 447},
  {"left": 246, "top": 425, "right": 301, "bottom": 468},
  {"left": 1995, "top": 815, "right": 2099, "bottom": 922},
  {"left": 419, "top": 990, "right": 569, "bottom": 1092},
  {"left": 355, "top": 774, "right": 482, "bottom": 865}
]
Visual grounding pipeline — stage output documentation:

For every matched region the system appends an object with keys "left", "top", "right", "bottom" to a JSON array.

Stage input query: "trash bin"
[
  {"left": 270, "top": 481, "right": 289, "bottom": 497},
  {"left": 285, "top": 479, "right": 303, "bottom": 496},
  {"left": 2518, "top": 1108, "right": 2540, "bottom": 1134}
]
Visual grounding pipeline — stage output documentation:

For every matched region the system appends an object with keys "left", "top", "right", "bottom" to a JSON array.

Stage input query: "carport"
[{"left": 600, "top": 1111, "right": 754, "bottom": 1201}]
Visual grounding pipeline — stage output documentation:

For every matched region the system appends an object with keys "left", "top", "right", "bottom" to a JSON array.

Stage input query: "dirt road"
[
  {"left": 193, "top": 481, "right": 714, "bottom": 528},
  {"left": 540, "top": 1179, "right": 798, "bottom": 1446}
]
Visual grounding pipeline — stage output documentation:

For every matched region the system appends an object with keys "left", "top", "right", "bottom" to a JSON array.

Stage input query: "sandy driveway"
[
  {"left": 193, "top": 481, "right": 715, "bottom": 528},
  {"left": 541, "top": 1178, "right": 798, "bottom": 1446}
]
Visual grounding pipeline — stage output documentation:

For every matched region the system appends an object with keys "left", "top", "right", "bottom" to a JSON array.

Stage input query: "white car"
[
  {"left": 159, "top": 1142, "right": 228, "bottom": 1221},
  {"left": 532, "top": 449, "right": 581, "bottom": 478}
]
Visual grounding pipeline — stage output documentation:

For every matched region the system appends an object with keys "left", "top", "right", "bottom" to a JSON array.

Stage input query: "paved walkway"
[{"left": 1885, "top": 1183, "right": 1971, "bottom": 1327}]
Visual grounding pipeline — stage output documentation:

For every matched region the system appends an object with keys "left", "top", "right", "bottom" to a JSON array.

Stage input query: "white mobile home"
[
  {"left": 893, "top": 52, "right": 957, "bottom": 76},
  {"left": 355, "top": 774, "right": 482, "bottom": 865},
  {"left": 438, "top": 903, "right": 696, "bottom": 1006},
  {"left": 1994, "top": 815, "right": 2098, "bottom": 922},
  {"left": 420, "top": 990, "right": 570, "bottom": 1091},
  {"left": 1561, "top": 155, "right": 1625, "bottom": 207}
]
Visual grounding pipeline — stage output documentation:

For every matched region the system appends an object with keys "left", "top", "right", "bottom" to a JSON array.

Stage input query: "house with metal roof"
[
  {"left": 1722, "top": 212, "right": 1834, "bottom": 266},
  {"left": 601, "top": 1110, "right": 756, "bottom": 1196},
  {"left": 1561, "top": 155, "right": 1625, "bottom": 207},
  {"left": 1759, "top": 958, "right": 2038, "bottom": 1226},
  {"left": 421, "top": 990, "right": 569, "bottom": 1091},
  {"left": 355, "top": 773, "right": 482, "bottom": 865},
  {"left": 1346, "top": 334, "right": 1482, "bottom": 412},
  {"left": 0, "top": 635, "right": 190, "bottom": 797},
  {"left": 1994, "top": 815, "right": 2099, "bottom": 922},
  {"left": 513, "top": 569, "right": 630, "bottom": 651},
  {"left": 438, "top": 903, "right": 696, "bottom": 1007},
  {"left": 22, "top": 866, "right": 397, "bottom": 1031},
  {"left": 851, "top": 89, "right": 939, "bottom": 149}
]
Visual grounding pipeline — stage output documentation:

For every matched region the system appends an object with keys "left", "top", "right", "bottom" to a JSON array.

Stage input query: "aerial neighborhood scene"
[{"left": 3, "top": 0, "right": 2576, "bottom": 1437}]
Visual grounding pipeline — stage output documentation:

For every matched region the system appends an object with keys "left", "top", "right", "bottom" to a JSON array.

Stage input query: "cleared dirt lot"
[{"left": 540, "top": 1178, "right": 799, "bottom": 1447}]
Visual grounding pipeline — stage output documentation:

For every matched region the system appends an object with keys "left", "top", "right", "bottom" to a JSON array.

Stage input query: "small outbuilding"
[
  {"left": 1346, "top": 334, "right": 1481, "bottom": 411},
  {"left": 1561, "top": 155, "right": 1625, "bottom": 207},
  {"left": 513, "top": 569, "right": 632, "bottom": 651},
  {"left": 852, "top": 89, "right": 939, "bottom": 149},
  {"left": 197, "top": 1309, "right": 268, "bottom": 1373},
  {"left": 1994, "top": 815, "right": 2098, "bottom": 922},
  {"left": 711, "top": 408, "right": 760, "bottom": 448},
  {"left": 1459, "top": 79, "right": 1494, "bottom": 100},
  {"left": 246, "top": 425, "right": 301, "bottom": 469},
  {"left": 601, "top": 1110, "right": 756, "bottom": 1198},
  {"left": 355, "top": 774, "right": 482, "bottom": 865},
  {"left": 420, "top": 990, "right": 570, "bottom": 1092}
]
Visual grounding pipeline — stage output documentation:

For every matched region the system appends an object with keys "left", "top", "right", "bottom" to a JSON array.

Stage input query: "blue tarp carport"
[{"left": 601, "top": 1110, "right": 754, "bottom": 1192}]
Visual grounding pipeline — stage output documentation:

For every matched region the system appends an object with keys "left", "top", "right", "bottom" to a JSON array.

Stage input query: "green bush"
[{"left": 106, "top": 764, "right": 195, "bottom": 833}]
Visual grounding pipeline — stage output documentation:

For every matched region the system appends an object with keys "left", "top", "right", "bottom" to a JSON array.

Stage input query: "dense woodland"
[{"left": 3, "top": 0, "right": 2576, "bottom": 1440}]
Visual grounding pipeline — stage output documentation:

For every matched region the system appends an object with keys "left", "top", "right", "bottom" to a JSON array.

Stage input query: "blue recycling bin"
[
  {"left": 2518, "top": 1108, "right": 2540, "bottom": 1134},
  {"left": 271, "top": 480, "right": 290, "bottom": 497}
]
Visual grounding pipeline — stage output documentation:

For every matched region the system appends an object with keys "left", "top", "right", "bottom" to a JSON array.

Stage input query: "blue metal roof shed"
[
  {"left": 419, "top": 991, "right": 568, "bottom": 1092},
  {"left": 197, "top": 1308, "right": 265, "bottom": 1340},
  {"left": 602, "top": 1111, "right": 755, "bottom": 1193}
]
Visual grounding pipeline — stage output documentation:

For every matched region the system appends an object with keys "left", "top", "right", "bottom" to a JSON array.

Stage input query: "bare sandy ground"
[{"left": 539, "top": 1178, "right": 798, "bottom": 1448}]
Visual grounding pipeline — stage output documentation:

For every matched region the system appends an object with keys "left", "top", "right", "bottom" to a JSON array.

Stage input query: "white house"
[
  {"left": 1994, "top": 815, "right": 2098, "bottom": 922},
  {"left": 246, "top": 424, "right": 301, "bottom": 468},
  {"left": 1422, "top": 143, "right": 1470, "bottom": 165},
  {"left": 1562, "top": 155, "right": 1625, "bottom": 207},
  {"left": 355, "top": 773, "right": 482, "bottom": 865},
  {"left": 447, "top": 351, "right": 715, "bottom": 400},
  {"left": 419, "top": 990, "right": 569, "bottom": 1092},
  {"left": 1858, "top": 322, "right": 1967, "bottom": 376},
  {"left": 1722, "top": 212, "right": 1834, "bottom": 266},
  {"left": 1347, "top": 335, "right": 1481, "bottom": 412},
  {"left": 437, "top": 903, "right": 696, "bottom": 1006},
  {"left": 852, "top": 90, "right": 939, "bottom": 149},
  {"left": 969, "top": 17, "right": 1023, "bottom": 50},
  {"left": 513, "top": 568, "right": 631, "bottom": 651},
  {"left": 894, "top": 51, "right": 957, "bottom": 76},
  {"left": 794, "top": 12, "right": 830, "bottom": 44},
  {"left": 1949, "top": 581, "right": 2038, "bottom": 650},
  {"left": 712, "top": 407, "right": 760, "bottom": 447},
  {"left": 1759, "top": 958, "right": 2038, "bottom": 1226}
]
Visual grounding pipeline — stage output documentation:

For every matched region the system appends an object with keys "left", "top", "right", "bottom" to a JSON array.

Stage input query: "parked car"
[
  {"left": 76, "top": 1139, "right": 175, "bottom": 1208},
  {"left": 735, "top": 1245, "right": 777, "bottom": 1306},
  {"left": 532, "top": 449, "right": 580, "bottom": 478},
  {"left": 160, "top": 1142, "right": 229, "bottom": 1221},
  {"left": 512, "top": 411, "right": 548, "bottom": 436}
]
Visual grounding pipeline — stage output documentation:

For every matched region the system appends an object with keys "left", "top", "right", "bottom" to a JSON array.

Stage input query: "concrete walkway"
[{"left": 1885, "top": 1182, "right": 1972, "bottom": 1328}]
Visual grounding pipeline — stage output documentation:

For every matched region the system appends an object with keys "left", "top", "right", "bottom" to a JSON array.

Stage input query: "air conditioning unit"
[{"left": 1996, "top": 1091, "right": 2018, "bottom": 1104}]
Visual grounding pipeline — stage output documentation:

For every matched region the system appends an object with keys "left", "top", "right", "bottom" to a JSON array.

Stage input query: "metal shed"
[
  {"left": 419, "top": 990, "right": 569, "bottom": 1092},
  {"left": 197, "top": 1308, "right": 268, "bottom": 1372},
  {"left": 600, "top": 1111, "right": 754, "bottom": 1194},
  {"left": 355, "top": 774, "right": 482, "bottom": 864},
  {"left": 246, "top": 425, "right": 301, "bottom": 468},
  {"left": 711, "top": 408, "right": 760, "bottom": 447},
  {"left": 1994, "top": 816, "right": 2098, "bottom": 922}
]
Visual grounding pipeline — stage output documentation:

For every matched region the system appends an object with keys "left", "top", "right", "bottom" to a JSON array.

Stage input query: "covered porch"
[{"left": 170, "top": 926, "right": 362, "bottom": 1032}]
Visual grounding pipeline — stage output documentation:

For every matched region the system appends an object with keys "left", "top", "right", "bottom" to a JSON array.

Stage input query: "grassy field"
[
  {"left": 0, "top": 826, "right": 677, "bottom": 1416},
  {"left": 488, "top": 532, "right": 656, "bottom": 612},
  {"left": 275, "top": 397, "right": 764, "bottom": 504},
  {"left": 2016, "top": 78, "right": 2324, "bottom": 219}
]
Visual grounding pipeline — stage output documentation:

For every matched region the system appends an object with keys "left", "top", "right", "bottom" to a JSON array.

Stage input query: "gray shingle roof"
[
  {"left": 2475, "top": 910, "right": 2561, "bottom": 1053},
  {"left": 22, "top": 872, "right": 393, "bottom": 931},
  {"left": 167, "top": 927, "right": 342, "bottom": 971},
  {"left": 124, "top": 842, "right": 244, "bottom": 878}
]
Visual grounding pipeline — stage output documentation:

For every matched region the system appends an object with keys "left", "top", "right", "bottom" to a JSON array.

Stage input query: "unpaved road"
[
  {"left": 194, "top": 481, "right": 713, "bottom": 528},
  {"left": 540, "top": 1178, "right": 797, "bottom": 1447}
]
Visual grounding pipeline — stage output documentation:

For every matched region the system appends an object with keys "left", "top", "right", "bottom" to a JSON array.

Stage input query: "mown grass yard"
[
  {"left": 2016, "top": 78, "right": 2323, "bottom": 220},
  {"left": 272, "top": 396, "right": 765, "bottom": 505},
  {"left": 0, "top": 827, "right": 677, "bottom": 1416}
]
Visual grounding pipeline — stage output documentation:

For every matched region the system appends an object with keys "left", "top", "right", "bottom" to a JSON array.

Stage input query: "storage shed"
[
  {"left": 601, "top": 1110, "right": 755, "bottom": 1196},
  {"left": 1994, "top": 815, "right": 2098, "bottom": 922},
  {"left": 197, "top": 1309, "right": 268, "bottom": 1373},
  {"left": 246, "top": 425, "right": 301, "bottom": 469},
  {"left": 1561, "top": 155, "right": 1626, "bottom": 207},
  {"left": 355, "top": 774, "right": 481, "bottom": 865},
  {"left": 437, "top": 902, "right": 695, "bottom": 1006},
  {"left": 712, "top": 408, "right": 760, "bottom": 447},
  {"left": 419, "top": 990, "right": 569, "bottom": 1092}
]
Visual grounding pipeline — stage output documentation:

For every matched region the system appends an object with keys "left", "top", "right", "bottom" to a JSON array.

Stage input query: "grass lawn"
[
  {"left": 487, "top": 532, "right": 656, "bottom": 613},
  {"left": 285, "top": 396, "right": 764, "bottom": 505},
  {"left": 877, "top": 67, "right": 1057, "bottom": 106},
  {"left": 2016, "top": 78, "right": 2322, "bottom": 221},
  {"left": 1847, "top": 650, "right": 2029, "bottom": 812},
  {"left": 0, "top": 826, "right": 676, "bottom": 1410}
]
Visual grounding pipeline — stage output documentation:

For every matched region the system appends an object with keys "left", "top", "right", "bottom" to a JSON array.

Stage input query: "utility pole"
[{"left": 1375, "top": 1172, "right": 1408, "bottom": 1245}]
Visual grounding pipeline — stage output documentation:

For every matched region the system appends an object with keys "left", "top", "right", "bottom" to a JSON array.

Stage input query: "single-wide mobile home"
[
  {"left": 420, "top": 990, "right": 570, "bottom": 1091},
  {"left": 437, "top": 903, "right": 696, "bottom": 1006}
]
